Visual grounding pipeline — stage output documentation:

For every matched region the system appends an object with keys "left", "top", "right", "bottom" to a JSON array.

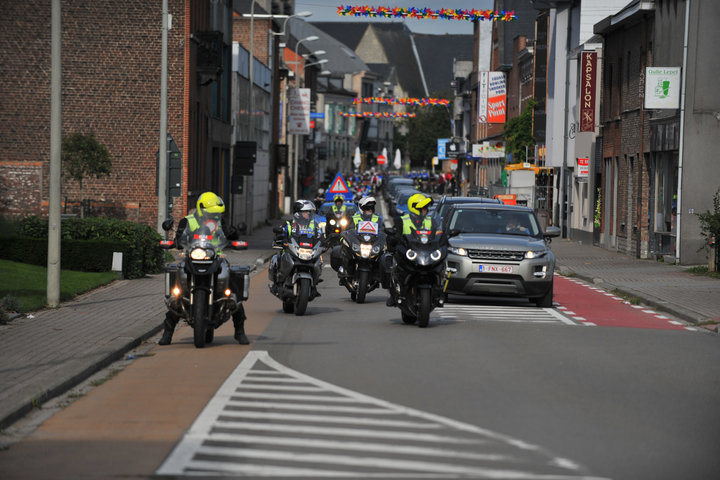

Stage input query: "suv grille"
[{"left": 467, "top": 249, "right": 525, "bottom": 261}]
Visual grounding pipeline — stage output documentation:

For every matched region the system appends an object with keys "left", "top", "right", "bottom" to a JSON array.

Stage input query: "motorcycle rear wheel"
[
  {"left": 193, "top": 289, "right": 208, "bottom": 348},
  {"left": 356, "top": 270, "right": 369, "bottom": 304},
  {"left": 294, "top": 278, "right": 310, "bottom": 316},
  {"left": 417, "top": 288, "right": 431, "bottom": 328}
]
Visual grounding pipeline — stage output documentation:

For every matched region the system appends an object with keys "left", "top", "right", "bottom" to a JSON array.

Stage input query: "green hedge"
[{"left": 0, "top": 216, "right": 165, "bottom": 279}]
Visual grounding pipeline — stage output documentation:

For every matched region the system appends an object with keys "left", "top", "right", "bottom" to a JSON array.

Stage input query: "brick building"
[{"left": 0, "top": 0, "right": 235, "bottom": 229}]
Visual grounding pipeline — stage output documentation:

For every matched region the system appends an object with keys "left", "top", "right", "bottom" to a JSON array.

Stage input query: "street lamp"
[
  {"left": 304, "top": 58, "right": 328, "bottom": 69},
  {"left": 272, "top": 11, "right": 312, "bottom": 39}
]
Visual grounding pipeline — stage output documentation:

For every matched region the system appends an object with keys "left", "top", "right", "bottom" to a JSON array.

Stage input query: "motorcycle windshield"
[
  {"left": 178, "top": 216, "right": 228, "bottom": 254},
  {"left": 405, "top": 229, "right": 441, "bottom": 250},
  {"left": 291, "top": 234, "right": 321, "bottom": 249}
]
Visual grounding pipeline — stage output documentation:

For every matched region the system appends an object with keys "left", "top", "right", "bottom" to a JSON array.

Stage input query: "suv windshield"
[{"left": 447, "top": 208, "right": 540, "bottom": 237}]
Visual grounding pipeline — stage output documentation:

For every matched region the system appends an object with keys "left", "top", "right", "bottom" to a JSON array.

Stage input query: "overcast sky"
[{"left": 296, "top": 1, "right": 494, "bottom": 35}]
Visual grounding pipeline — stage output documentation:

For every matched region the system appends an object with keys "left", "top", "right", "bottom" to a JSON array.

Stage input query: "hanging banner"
[
  {"left": 478, "top": 71, "right": 488, "bottom": 123},
  {"left": 288, "top": 88, "right": 311, "bottom": 135},
  {"left": 487, "top": 72, "right": 506, "bottom": 123},
  {"left": 644, "top": 67, "right": 681, "bottom": 109},
  {"left": 580, "top": 51, "right": 597, "bottom": 132}
]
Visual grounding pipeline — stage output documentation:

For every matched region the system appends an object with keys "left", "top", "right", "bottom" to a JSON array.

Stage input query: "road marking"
[
  {"left": 157, "top": 351, "right": 607, "bottom": 479},
  {"left": 437, "top": 304, "right": 580, "bottom": 326}
]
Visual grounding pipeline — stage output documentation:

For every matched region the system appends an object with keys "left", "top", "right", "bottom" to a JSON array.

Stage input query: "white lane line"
[
  {"left": 212, "top": 422, "right": 484, "bottom": 443},
  {"left": 545, "top": 308, "right": 579, "bottom": 325},
  {"left": 192, "top": 446, "right": 568, "bottom": 478},
  {"left": 226, "top": 401, "right": 396, "bottom": 414},
  {"left": 238, "top": 384, "right": 325, "bottom": 392},
  {"left": 205, "top": 433, "right": 509, "bottom": 461},
  {"left": 641, "top": 309, "right": 655, "bottom": 314},
  {"left": 216, "top": 411, "right": 441, "bottom": 429},
  {"left": 231, "top": 392, "right": 374, "bottom": 402}
]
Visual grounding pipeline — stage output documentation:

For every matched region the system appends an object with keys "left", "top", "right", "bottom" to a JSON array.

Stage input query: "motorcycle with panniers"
[
  {"left": 268, "top": 225, "right": 324, "bottom": 316},
  {"left": 160, "top": 219, "right": 250, "bottom": 348},
  {"left": 386, "top": 226, "right": 453, "bottom": 328},
  {"left": 331, "top": 218, "right": 388, "bottom": 303}
]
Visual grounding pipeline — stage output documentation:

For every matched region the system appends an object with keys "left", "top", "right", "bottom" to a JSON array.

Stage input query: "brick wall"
[
  {"left": 600, "top": 17, "right": 652, "bottom": 257},
  {"left": 0, "top": 0, "right": 188, "bottom": 226}
]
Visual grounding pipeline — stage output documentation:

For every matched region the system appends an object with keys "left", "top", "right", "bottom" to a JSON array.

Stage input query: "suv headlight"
[
  {"left": 448, "top": 246, "right": 467, "bottom": 256},
  {"left": 525, "top": 250, "right": 546, "bottom": 259}
]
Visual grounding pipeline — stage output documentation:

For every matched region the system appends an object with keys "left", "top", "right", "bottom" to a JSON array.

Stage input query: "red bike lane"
[{"left": 553, "top": 275, "right": 693, "bottom": 331}]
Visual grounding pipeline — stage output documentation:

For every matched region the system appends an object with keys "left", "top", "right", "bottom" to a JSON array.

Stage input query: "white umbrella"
[
  {"left": 353, "top": 146, "right": 361, "bottom": 169},
  {"left": 394, "top": 148, "right": 402, "bottom": 169},
  {"left": 382, "top": 147, "right": 388, "bottom": 162}
]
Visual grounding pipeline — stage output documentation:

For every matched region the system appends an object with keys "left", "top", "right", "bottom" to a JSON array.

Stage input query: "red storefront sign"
[{"left": 580, "top": 52, "right": 597, "bottom": 132}]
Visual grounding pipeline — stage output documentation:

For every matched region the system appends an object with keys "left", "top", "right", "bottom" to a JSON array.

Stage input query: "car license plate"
[{"left": 479, "top": 264, "right": 513, "bottom": 273}]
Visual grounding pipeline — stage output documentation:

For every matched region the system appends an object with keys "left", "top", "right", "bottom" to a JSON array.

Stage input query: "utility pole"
[
  {"left": 47, "top": 0, "right": 62, "bottom": 307},
  {"left": 157, "top": 0, "right": 169, "bottom": 235}
]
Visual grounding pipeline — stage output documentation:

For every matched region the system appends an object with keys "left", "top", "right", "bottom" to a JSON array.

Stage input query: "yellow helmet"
[
  {"left": 196, "top": 192, "right": 225, "bottom": 216},
  {"left": 408, "top": 193, "right": 432, "bottom": 215}
]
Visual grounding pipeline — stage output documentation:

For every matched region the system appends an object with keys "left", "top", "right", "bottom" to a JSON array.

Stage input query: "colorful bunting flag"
[{"left": 337, "top": 6, "right": 517, "bottom": 22}]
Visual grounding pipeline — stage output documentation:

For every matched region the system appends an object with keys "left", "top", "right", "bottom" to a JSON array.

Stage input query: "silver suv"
[{"left": 442, "top": 204, "right": 561, "bottom": 307}]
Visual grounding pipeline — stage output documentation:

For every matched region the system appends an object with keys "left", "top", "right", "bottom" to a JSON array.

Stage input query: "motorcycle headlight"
[
  {"left": 352, "top": 243, "right": 360, "bottom": 252},
  {"left": 430, "top": 249, "right": 442, "bottom": 261},
  {"left": 329, "top": 219, "right": 337, "bottom": 226},
  {"left": 340, "top": 218, "right": 349, "bottom": 227},
  {"left": 448, "top": 246, "right": 467, "bottom": 256},
  {"left": 372, "top": 245, "right": 381, "bottom": 255},
  {"left": 360, "top": 244, "right": 373, "bottom": 258},
  {"left": 406, "top": 249, "right": 418, "bottom": 261},
  {"left": 190, "top": 247, "right": 214, "bottom": 260},
  {"left": 525, "top": 250, "right": 546, "bottom": 259},
  {"left": 298, "top": 248, "right": 314, "bottom": 260}
]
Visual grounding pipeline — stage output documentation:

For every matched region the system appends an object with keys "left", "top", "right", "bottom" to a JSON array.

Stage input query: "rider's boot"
[
  {"left": 233, "top": 305, "right": 250, "bottom": 345},
  {"left": 158, "top": 312, "right": 180, "bottom": 345}
]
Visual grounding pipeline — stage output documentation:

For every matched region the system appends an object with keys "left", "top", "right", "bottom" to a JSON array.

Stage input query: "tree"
[
  {"left": 503, "top": 99, "right": 537, "bottom": 163},
  {"left": 395, "top": 99, "right": 452, "bottom": 169},
  {"left": 62, "top": 132, "right": 112, "bottom": 218}
]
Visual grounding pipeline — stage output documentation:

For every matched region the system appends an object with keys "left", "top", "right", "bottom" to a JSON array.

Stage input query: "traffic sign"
[
  {"left": 377, "top": 154, "right": 386, "bottom": 165},
  {"left": 326, "top": 173, "right": 354, "bottom": 202}
]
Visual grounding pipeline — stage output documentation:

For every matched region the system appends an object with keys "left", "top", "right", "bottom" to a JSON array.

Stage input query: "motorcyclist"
[
  {"left": 386, "top": 193, "right": 442, "bottom": 307},
  {"left": 352, "top": 196, "right": 383, "bottom": 227},
  {"left": 270, "top": 200, "right": 324, "bottom": 296},
  {"left": 313, "top": 188, "right": 325, "bottom": 210},
  {"left": 332, "top": 194, "right": 349, "bottom": 218},
  {"left": 159, "top": 192, "right": 250, "bottom": 346},
  {"left": 338, "top": 196, "right": 385, "bottom": 280}
]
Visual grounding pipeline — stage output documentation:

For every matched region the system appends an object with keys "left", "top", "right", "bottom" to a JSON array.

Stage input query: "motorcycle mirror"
[
  {"left": 159, "top": 239, "right": 175, "bottom": 249},
  {"left": 161, "top": 218, "right": 174, "bottom": 231},
  {"left": 384, "top": 227, "right": 397, "bottom": 236},
  {"left": 231, "top": 240, "right": 249, "bottom": 250},
  {"left": 235, "top": 221, "right": 248, "bottom": 234},
  {"left": 448, "top": 228, "right": 461, "bottom": 237},
  {"left": 273, "top": 225, "right": 284, "bottom": 234}
]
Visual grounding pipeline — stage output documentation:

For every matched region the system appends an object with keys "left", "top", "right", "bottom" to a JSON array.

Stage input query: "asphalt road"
[{"left": 1, "top": 260, "right": 719, "bottom": 479}]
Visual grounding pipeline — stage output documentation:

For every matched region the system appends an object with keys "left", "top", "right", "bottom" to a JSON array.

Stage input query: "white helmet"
[{"left": 358, "top": 196, "right": 376, "bottom": 211}]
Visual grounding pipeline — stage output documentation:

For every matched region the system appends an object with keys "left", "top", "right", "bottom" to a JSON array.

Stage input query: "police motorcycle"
[
  {"left": 269, "top": 200, "right": 324, "bottom": 316},
  {"left": 324, "top": 196, "right": 354, "bottom": 248},
  {"left": 386, "top": 226, "right": 450, "bottom": 327},
  {"left": 331, "top": 209, "right": 387, "bottom": 304},
  {"left": 160, "top": 216, "right": 250, "bottom": 348}
]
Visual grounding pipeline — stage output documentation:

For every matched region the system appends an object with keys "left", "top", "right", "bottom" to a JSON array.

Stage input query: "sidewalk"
[
  {"left": 0, "top": 221, "right": 279, "bottom": 431},
  {"left": 2, "top": 223, "right": 719, "bottom": 431}
]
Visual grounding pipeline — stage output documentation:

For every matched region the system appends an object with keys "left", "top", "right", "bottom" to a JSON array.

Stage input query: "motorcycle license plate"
[{"left": 479, "top": 264, "right": 514, "bottom": 273}]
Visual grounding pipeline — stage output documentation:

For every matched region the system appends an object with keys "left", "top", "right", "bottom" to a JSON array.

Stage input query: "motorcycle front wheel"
[
  {"left": 294, "top": 278, "right": 311, "bottom": 316},
  {"left": 193, "top": 289, "right": 208, "bottom": 348},
  {"left": 356, "top": 270, "right": 369, "bottom": 304}
]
